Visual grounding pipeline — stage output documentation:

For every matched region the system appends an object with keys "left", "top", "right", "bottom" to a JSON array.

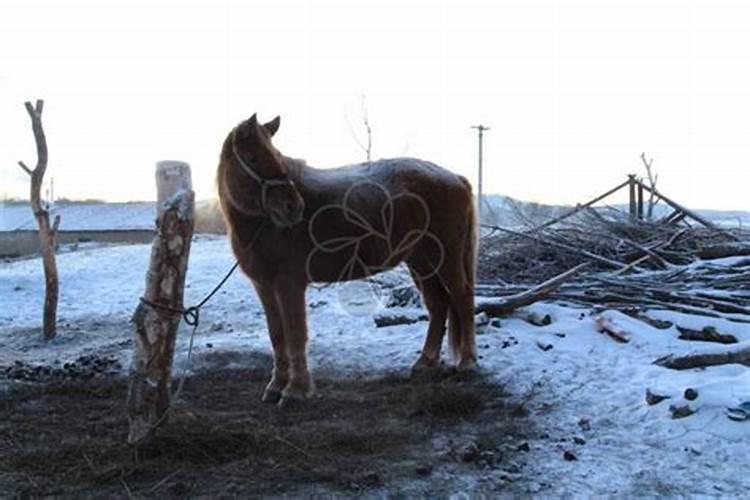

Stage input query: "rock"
[
  {"left": 669, "top": 404, "right": 695, "bottom": 419},
  {"left": 517, "top": 442, "right": 530, "bottom": 452},
  {"left": 646, "top": 388, "right": 671, "bottom": 405},
  {"left": 475, "top": 312, "right": 489, "bottom": 327},
  {"left": 563, "top": 450, "right": 577, "bottom": 461},
  {"left": 415, "top": 464, "right": 433, "bottom": 476},
  {"left": 526, "top": 312, "right": 552, "bottom": 326},
  {"left": 458, "top": 441, "right": 480, "bottom": 463},
  {"left": 536, "top": 341, "right": 553, "bottom": 352},
  {"left": 578, "top": 418, "right": 591, "bottom": 431},
  {"left": 361, "top": 472, "right": 381, "bottom": 487},
  {"left": 684, "top": 388, "right": 698, "bottom": 401},
  {"left": 501, "top": 337, "right": 518, "bottom": 349},
  {"left": 210, "top": 322, "right": 224, "bottom": 332},
  {"left": 206, "top": 343, "right": 214, "bottom": 349},
  {"left": 573, "top": 436, "right": 586, "bottom": 445}
]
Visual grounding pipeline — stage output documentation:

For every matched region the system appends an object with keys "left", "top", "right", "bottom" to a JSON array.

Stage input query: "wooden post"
[
  {"left": 637, "top": 180, "right": 644, "bottom": 220},
  {"left": 17, "top": 99, "right": 60, "bottom": 340},
  {"left": 127, "top": 161, "right": 194, "bottom": 444},
  {"left": 628, "top": 174, "right": 637, "bottom": 221}
]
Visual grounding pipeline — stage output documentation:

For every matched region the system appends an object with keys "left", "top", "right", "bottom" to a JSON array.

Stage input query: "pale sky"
[{"left": 1, "top": 0, "right": 748, "bottom": 210}]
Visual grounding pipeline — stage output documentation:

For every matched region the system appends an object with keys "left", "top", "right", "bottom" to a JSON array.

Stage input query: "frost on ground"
[{"left": 1, "top": 236, "right": 749, "bottom": 497}]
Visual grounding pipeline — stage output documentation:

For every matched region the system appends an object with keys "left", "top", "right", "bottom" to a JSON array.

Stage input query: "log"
[
  {"left": 594, "top": 316, "right": 630, "bottom": 343},
  {"left": 654, "top": 342, "right": 750, "bottom": 370},
  {"left": 374, "top": 312, "right": 428, "bottom": 327},
  {"left": 18, "top": 99, "right": 59, "bottom": 340},
  {"left": 127, "top": 161, "right": 194, "bottom": 444},
  {"left": 476, "top": 263, "right": 589, "bottom": 317},
  {"left": 676, "top": 325, "right": 737, "bottom": 344},
  {"left": 696, "top": 244, "right": 750, "bottom": 260}
]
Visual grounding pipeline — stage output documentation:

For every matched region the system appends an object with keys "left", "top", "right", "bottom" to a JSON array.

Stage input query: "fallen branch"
[
  {"left": 655, "top": 342, "right": 750, "bottom": 370},
  {"left": 595, "top": 316, "right": 630, "bottom": 343},
  {"left": 476, "top": 263, "right": 590, "bottom": 317},
  {"left": 373, "top": 312, "right": 427, "bottom": 328},
  {"left": 676, "top": 325, "right": 737, "bottom": 344}
]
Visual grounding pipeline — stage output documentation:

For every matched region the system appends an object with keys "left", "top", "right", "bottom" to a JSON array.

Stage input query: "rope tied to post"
[{"left": 138, "top": 259, "right": 241, "bottom": 330}]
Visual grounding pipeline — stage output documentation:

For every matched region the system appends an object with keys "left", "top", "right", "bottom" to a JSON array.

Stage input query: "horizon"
[
  {"left": 1, "top": 1, "right": 749, "bottom": 210},
  {"left": 4, "top": 188, "right": 750, "bottom": 216}
]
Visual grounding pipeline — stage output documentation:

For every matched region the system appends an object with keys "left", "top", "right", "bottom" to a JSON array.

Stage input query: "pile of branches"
[
  {"left": 478, "top": 206, "right": 750, "bottom": 284},
  {"left": 477, "top": 256, "right": 750, "bottom": 324},
  {"left": 379, "top": 206, "right": 750, "bottom": 332}
]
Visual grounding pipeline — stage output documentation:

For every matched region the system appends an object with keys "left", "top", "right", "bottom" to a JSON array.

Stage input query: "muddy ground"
[{"left": 0, "top": 351, "right": 537, "bottom": 498}]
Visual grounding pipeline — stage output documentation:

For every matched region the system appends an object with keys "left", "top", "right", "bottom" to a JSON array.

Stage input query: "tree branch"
[{"left": 17, "top": 161, "right": 32, "bottom": 176}]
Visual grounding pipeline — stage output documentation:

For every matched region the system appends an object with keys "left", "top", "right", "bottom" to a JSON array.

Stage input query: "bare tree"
[
  {"left": 640, "top": 152, "right": 659, "bottom": 220},
  {"left": 346, "top": 94, "right": 373, "bottom": 161},
  {"left": 17, "top": 99, "right": 60, "bottom": 340}
]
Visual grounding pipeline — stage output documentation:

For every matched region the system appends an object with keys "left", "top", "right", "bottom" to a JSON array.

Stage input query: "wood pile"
[{"left": 477, "top": 206, "right": 750, "bottom": 324}]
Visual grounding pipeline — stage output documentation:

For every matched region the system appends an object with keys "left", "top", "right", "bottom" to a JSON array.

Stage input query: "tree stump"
[{"left": 127, "top": 161, "right": 194, "bottom": 444}]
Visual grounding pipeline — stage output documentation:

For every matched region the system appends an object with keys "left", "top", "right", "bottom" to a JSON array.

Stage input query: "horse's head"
[{"left": 220, "top": 114, "right": 305, "bottom": 227}]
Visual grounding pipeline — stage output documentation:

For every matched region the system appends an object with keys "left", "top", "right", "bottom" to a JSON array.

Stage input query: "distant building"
[{"left": 0, "top": 201, "right": 156, "bottom": 258}]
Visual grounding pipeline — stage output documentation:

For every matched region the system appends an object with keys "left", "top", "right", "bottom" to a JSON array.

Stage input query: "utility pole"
[{"left": 471, "top": 124, "right": 490, "bottom": 222}]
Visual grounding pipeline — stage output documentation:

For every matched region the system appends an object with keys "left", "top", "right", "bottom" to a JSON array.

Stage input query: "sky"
[{"left": 1, "top": 0, "right": 748, "bottom": 210}]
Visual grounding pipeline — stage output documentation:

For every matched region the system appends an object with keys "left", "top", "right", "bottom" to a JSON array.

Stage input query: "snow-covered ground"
[{"left": 1, "top": 236, "right": 749, "bottom": 496}]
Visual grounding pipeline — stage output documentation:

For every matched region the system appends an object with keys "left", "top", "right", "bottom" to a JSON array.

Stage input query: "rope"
[
  {"left": 133, "top": 221, "right": 267, "bottom": 441},
  {"left": 137, "top": 259, "right": 240, "bottom": 411},
  {"left": 139, "top": 260, "right": 241, "bottom": 328}
]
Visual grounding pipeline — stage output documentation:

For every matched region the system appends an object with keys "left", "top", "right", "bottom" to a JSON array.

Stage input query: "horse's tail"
[{"left": 448, "top": 178, "right": 478, "bottom": 360}]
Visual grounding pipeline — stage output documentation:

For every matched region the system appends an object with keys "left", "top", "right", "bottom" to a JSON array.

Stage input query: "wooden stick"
[
  {"left": 637, "top": 180, "right": 718, "bottom": 230},
  {"left": 523, "top": 179, "right": 631, "bottom": 233},
  {"left": 476, "top": 262, "right": 590, "bottom": 317},
  {"left": 484, "top": 224, "right": 632, "bottom": 270}
]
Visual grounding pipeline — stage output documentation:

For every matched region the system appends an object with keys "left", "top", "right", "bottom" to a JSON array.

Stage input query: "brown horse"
[{"left": 217, "top": 114, "right": 477, "bottom": 406}]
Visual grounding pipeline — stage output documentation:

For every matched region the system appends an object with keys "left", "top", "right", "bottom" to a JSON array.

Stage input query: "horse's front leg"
[
  {"left": 253, "top": 281, "right": 289, "bottom": 404},
  {"left": 275, "top": 279, "right": 314, "bottom": 406}
]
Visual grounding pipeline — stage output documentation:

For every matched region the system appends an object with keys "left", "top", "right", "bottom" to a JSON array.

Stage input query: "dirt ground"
[{"left": 0, "top": 351, "right": 535, "bottom": 498}]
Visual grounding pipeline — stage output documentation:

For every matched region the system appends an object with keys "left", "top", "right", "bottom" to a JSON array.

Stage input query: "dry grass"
[{"left": 0, "top": 352, "right": 530, "bottom": 497}]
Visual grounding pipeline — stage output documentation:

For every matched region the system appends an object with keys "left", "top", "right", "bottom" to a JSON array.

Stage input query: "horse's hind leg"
[
  {"left": 438, "top": 253, "right": 477, "bottom": 372},
  {"left": 408, "top": 271, "right": 449, "bottom": 374},
  {"left": 253, "top": 281, "right": 289, "bottom": 403}
]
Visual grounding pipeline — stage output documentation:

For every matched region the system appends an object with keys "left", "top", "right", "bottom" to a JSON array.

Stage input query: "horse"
[{"left": 216, "top": 114, "right": 477, "bottom": 406}]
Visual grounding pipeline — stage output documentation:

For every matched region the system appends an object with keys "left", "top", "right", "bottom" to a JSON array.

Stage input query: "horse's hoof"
[
  {"left": 262, "top": 388, "right": 282, "bottom": 404},
  {"left": 456, "top": 357, "right": 480, "bottom": 377},
  {"left": 411, "top": 360, "right": 442, "bottom": 382},
  {"left": 278, "top": 393, "right": 307, "bottom": 410},
  {"left": 278, "top": 383, "right": 314, "bottom": 409}
]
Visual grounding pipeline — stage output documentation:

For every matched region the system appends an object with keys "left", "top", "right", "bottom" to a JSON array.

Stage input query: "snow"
[{"left": 1, "top": 236, "right": 749, "bottom": 496}]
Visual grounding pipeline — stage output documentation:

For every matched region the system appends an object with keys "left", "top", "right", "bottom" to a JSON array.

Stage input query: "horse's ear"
[
  {"left": 263, "top": 116, "right": 281, "bottom": 137},
  {"left": 238, "top": 113, "right": 260, "bottom": 138}
]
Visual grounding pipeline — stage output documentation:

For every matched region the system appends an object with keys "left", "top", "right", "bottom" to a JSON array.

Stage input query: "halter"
[{"left": 231, "top": 129, "right": 295, "bottom": 211}]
